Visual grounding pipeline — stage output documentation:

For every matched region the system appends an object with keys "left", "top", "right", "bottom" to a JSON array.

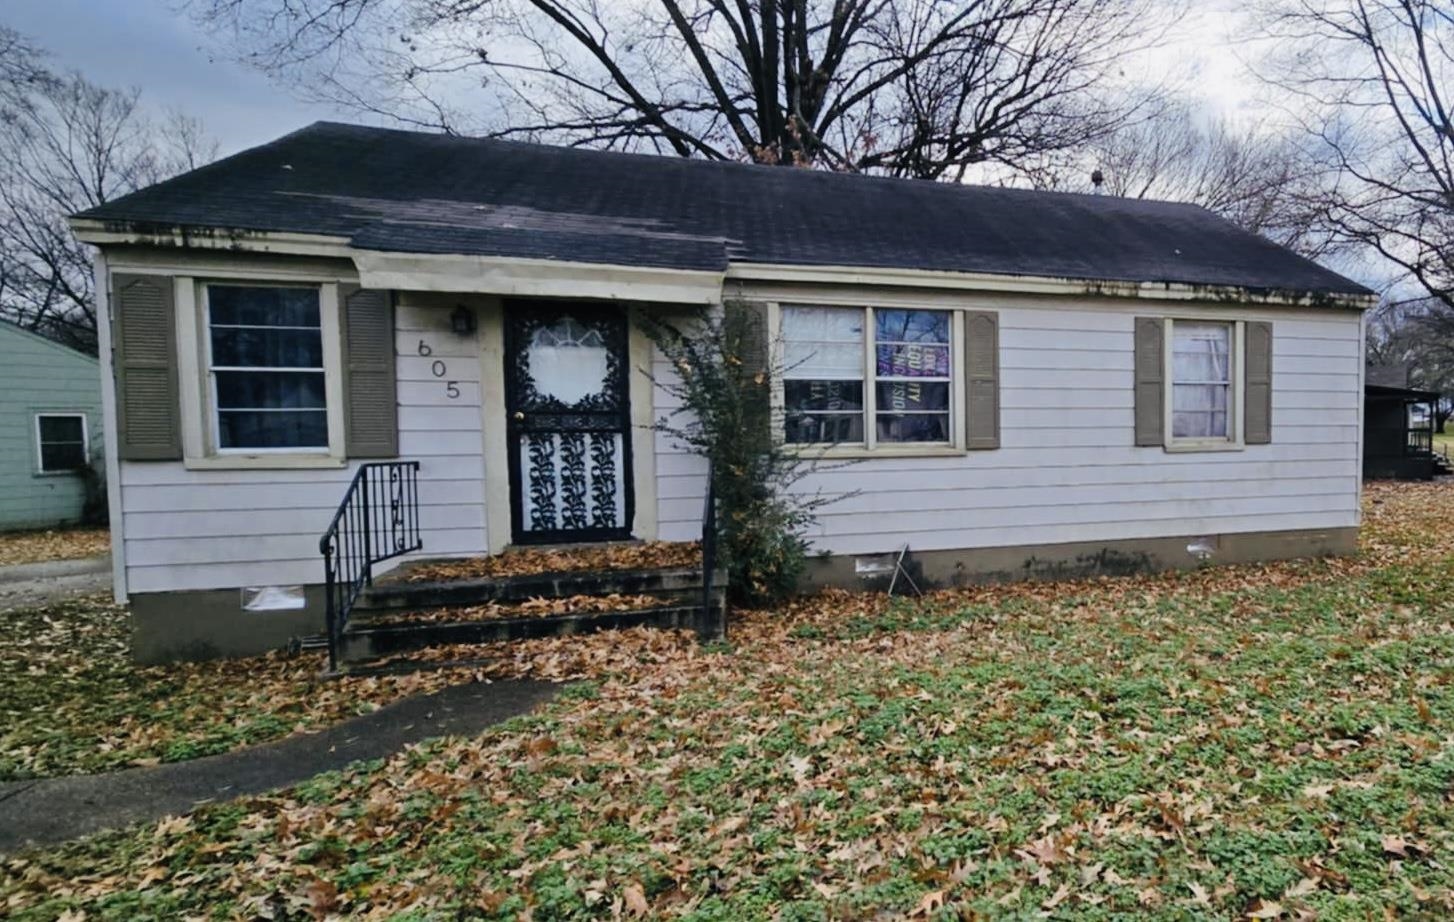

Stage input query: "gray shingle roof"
[{"left": 78, "top": 121, "right": 1370, "bottom": 297}]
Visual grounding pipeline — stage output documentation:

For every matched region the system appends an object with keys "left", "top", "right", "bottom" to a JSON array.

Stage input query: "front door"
[{"left": 504, "top": 302, "right": 633, "bottom": 545}]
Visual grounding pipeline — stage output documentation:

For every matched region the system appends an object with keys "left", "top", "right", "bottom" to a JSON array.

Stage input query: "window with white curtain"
[
  {"left": 781, "top": 304, "right": 954, "bottom": 448},
  {"left": 782, "top": 306, "right": 866, "bottom": 445},
  {"left": 205, "top": 285, "right": 328, "bottom": 451},
  {"left": 1171, "top": 321, "right": 1233, "bottom": 440}
]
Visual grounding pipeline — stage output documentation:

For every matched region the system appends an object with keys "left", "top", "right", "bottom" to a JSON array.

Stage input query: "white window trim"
[
  {"left": 1163, "top": 317, "right": 1245, "bottom": 453},
  {"left": 769, "top": 301, "right": 966, "bottom": 457},
  {"left": 33, "top": 412, "right": 89, "bottom": 475},
  {"left": 179, "top": 279, "right": 347, "bottom": 470}
]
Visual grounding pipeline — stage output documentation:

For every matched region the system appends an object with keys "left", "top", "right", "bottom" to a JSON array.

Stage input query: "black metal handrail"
[
  {"left": 320, "top": 461, "right": 422, "bottom": 671},
  {"left": 700, "top": 460, "right": 723, "bottom": 640}
]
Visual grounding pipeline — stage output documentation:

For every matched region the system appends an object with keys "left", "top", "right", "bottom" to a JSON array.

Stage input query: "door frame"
[
  {"left": 480, "top": 299, "right": 658, "bottom": 554},
  {"left": 501, "top": 299, "right": 636, "bottom": 546}
]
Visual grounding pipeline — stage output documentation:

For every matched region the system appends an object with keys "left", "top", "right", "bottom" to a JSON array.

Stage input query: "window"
[
  {"left": 205, "top": 285, "right": 328, "bottom": 451},
  {"left": 1170, "top": 320, "right": 1234, "bottom": 442},
  {"left": 782, "top": 307, "right": 865, "bottom": 444},
  {"left": 35, "top": 414, "right": 88, "bottom": 473},
  {"left": 782, "top": 305, "right": 954, "bottom": 448}
]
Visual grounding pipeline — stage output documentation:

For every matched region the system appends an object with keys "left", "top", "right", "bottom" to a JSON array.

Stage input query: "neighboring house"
[
  {"left": 1364, "top": 364, "right": 1444, "bottom": 480},
  {"left": 71, "top": 122, "right": 1374, "bottom": 661},
  {"left": 0, "top": 321, "right": 103, "bottom": 532}
]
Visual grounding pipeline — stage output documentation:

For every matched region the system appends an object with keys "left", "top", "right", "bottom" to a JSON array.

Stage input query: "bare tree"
[
  {"left": 188, "top": 0, "right": 1180, "bottom": 178},
  {"left": 0, "top": 26, "right": 48, "bottom": 106},
  {"left": 0, "top": 57, "right": 219, "bottom": 352},
  {"left": 1367, "top": 297, "right": 1454, "bottom": 427},
  {"left": 1256, "top": 0, "right": 1453, "bottom": 308},
  {"left": 1031, "top": 101, "right": 1337, "bottom": 256}
]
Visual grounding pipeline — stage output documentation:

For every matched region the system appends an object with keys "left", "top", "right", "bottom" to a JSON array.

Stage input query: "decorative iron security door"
[{"left": 505, "top": 302, "right": 634, "bottom": 545}]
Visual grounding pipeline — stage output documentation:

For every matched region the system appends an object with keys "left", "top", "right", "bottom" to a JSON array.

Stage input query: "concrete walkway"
[
  {"left": 0, "top": 555, "right": 111, "bottom": 610},
  {"left": 0, "top": 679, "right": 557, "bottom": 853}
]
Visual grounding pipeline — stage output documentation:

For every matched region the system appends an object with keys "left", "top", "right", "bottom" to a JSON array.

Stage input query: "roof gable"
[{"left": 0, "top": 321, "right": 98, "bottom": 367}]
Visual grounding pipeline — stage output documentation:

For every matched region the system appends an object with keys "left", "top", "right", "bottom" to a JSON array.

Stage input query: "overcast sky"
[
  {"left": 5, "top": 0, "right": 334, "bottom": 155},
  {"left": 7, "top": 0, "right": 1259, "bottom": 157}
]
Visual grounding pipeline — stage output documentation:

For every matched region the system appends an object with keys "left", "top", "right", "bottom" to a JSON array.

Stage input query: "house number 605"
[{"left": 418, "top": 339, "right": 460, "bottom": 400}]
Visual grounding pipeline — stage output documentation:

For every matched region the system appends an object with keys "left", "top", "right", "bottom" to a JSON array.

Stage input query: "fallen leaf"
[
  {"left": 1043, "top": 883, "right": 1071, "bottom": 909},
  {"left": 1284, "top": 877, "right": 1319, "bottom": 898},
  {"left": 910, "top": 889, "right": 946, "bottom": 916},
  {"left": 622, "top": 883, "right": 649, "bottom": 916}
]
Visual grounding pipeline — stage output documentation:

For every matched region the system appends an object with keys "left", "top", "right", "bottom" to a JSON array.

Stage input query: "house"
[
  {"left": 1363, "top": 364, "right": 1445, "bottom": 479},
  {"left": 0, "top": 321, "right": 104, "bottom": 531},
  {"left": 71, "top": 122, "right": 1374, "bottom": 662}
]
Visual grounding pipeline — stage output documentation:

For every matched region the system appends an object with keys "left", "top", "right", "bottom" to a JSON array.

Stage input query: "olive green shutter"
[
  {"left": 729, "top": 300, "right": 769, "bottom": 383},
  {"left": 1244, "top": 321, "right": 1273, "bottom": 444},
  {"left": 963, "top": 310, "right": 1000, "bottom": 449},
  {"left": 112, "top": 274, "right": 182, "bottom": 460},
  {"left": 725, "top": 299, "right": 771, "bottom": 441},
  {"left": 340, "top": 285, "right": 398, "bottom": 458},
  {"left": 1134, "top": 317, "right": 1165, "bottom": 446}
]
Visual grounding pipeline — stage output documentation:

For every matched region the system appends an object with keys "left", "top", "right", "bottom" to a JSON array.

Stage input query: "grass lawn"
[
  {"left": 0, "top": 526, "right": 110, "bottom": 567},
  {"left": 0, "top": 597, "right": 501, "bottom": 781},
  {"left": 7, "top": 482, "right": 1454, "bottom": 919},
  {"left": 1433, "top": 427, "right": 1453, "bottom": 455}
]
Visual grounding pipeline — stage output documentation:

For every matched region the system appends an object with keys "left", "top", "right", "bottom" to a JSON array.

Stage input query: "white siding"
[
  {"left": 650, "top": 348, "right": 710, "bottom": 542},
  {"left": 657, "top": 294, "right": 1363, "bottom": 556},
  {"left": 119, "top": 297, "right": 488, "bottom": 594},
  {"left": 114, "top": 278, "right": 1363, "bottom": 596}
]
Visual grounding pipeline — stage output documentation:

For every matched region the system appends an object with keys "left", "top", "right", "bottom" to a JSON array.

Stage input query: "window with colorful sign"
[{"left": 781, "top": 305, "right": 954, "bottom": 448}]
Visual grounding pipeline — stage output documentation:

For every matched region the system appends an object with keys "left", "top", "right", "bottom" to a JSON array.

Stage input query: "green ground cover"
[{"left": 5, "top": 481, "right": 1454, "bottom": 919}]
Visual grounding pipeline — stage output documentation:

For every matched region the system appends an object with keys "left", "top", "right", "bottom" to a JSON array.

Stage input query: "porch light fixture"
[{"left": 450, "top": 304, "right": 477, "bottom": 336}]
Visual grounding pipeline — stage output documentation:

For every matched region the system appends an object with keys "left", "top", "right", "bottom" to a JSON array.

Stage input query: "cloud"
[{"left": 4, "top": 0, "right": 334, "bottom": 155}]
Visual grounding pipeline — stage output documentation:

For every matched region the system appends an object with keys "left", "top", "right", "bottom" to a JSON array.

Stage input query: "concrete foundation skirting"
[
  {"left": 802, "top": 526, "right": 1360, "bottom": 592},
  {"left": 130, "top": 526, "right": 1358, "bottom": 663},
  {"left": 130, "top": 586, "right": 326, "bottom": 664}
]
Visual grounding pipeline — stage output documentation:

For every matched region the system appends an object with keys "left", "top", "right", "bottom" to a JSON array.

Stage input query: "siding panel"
[
  {"left": 120, "top": 298, "right": 487, "bottom": 591},
  {"left": 118, "top": 289, "right": 1363, "bottom": 595},
  {"left": 657, "top": 300, "right": 1362, "bottom": 556},
  {"left": 0, "top": 325, "right": 104, "bottom": 530}
]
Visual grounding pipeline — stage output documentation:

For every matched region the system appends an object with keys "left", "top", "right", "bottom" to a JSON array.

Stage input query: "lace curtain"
[{"left": 1171, "top": 322, "right": 1231, "bottom": 439}]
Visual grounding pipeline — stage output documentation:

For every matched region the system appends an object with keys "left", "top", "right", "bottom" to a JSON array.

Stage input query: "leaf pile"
[
  {"left": 371, "top": 593, "right": 662, "bottom": 626},
  {"left": 8, "top": 482, "right": 1454, "bottom": 919},
  {"left": 0, "top": 527, "right": 109, "bottom": 567},
  {"left": 402, "top": 540, "right": 701, "bottom": 583}
]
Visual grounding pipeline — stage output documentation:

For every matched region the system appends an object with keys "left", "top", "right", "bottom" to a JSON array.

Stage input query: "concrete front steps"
[{"left": 338, "top": 560, "right": 727, "bottom": 666}]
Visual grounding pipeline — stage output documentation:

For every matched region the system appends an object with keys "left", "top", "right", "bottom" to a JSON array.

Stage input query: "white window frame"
[
  {"left": 1164, "top": 317, "right": 1244, "bottom": 452},
  {"left": 771, "top": 302, "right": 966, "bottom": 457},
  {"left": 180, "top": 279, "right": 346, "bottom": 469},
  {"left": 33, "top": 412, "right": 89, "bottom": 475}
]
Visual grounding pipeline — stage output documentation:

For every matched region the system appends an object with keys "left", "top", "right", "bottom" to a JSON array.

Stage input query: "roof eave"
[
  {"left": 72, "top": 220, "right": 725, "bottom": 305},
  {"left": 69, "top": 218, "right": 356, "bottom": 259},
  {"left": 725, "top": 262, "right": 1377, "bottom": 310},
  {"left": 70, "top": 220, "right": 1377, "bottom": 310}
]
